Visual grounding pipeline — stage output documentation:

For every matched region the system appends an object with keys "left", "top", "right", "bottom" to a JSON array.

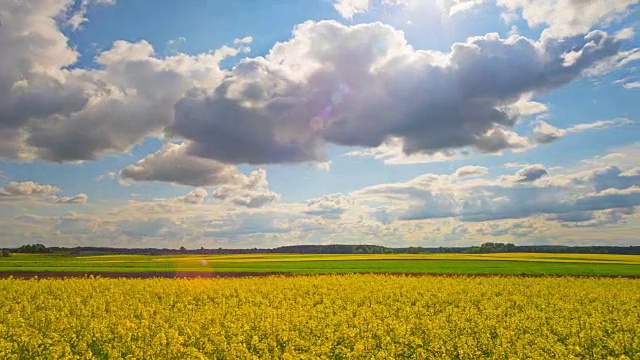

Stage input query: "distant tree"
[
  {"left": 179, "top": 246, "right": 187, "bottom": 253},
  {"left": 16, "top": 244, "right": 50, "bottom": 254},
  {"left": 1, "top": 250, "right": 10, "bottom": 257}
]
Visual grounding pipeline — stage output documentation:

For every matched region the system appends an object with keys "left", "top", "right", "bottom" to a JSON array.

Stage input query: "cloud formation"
[
  {"left": 172, "top": 22, "right": 631, "bottom": 167},
  {"left": 353, "top": 149, "right": 640, "bottom": 223},
  {"left": 497, "top": 0, "right": 639, "bottom": 39},
  {"left": 513, "top": 164, "right": 548, "bottom": 182},
  {"left": 0, "top": 1, "right": 636, "bottom": 175},
  {"left": 533, "top": 118, "right": 636, "bottom": 144},
  {"left": 0, "top": 0, "right": 247, "bottom": 162},
  {"left": 334, "top": 0, "right": 370, "bottom": 19},
  {"left": 0, "top": 181, "right": 60, "bottom": 197},
  {"left": 120, "top": 143, "right": 245, "bottom": 187},
  {"left": 453, "top": 166, "right": 489, "bottom": 178},
  {"left": 212, "top": 169, "right": 281, "bottom": 208},
  {"left": 0, "top": 181, "right": 88, "bottom": 204},
  {"left": 305, "top": 193, "right": 354, "bottom": 217}
]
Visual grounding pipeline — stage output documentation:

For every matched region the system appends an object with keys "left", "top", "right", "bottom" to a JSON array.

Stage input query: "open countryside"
[
  {"left": 2, "top": 0, "right": 640, "bottom": 358},
  {"left": 2, "top": 253, "right": 640, "bottom": 277}
]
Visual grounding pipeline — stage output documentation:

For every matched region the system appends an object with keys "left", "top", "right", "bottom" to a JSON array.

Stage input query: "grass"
[{"left": 2, "top": 253, "right": 640, "bottom": 276}]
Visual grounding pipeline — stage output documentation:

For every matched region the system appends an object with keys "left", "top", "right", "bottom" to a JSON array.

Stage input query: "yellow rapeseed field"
[{"left": 0, "top": 275, "right": 639, "bottom": 359}]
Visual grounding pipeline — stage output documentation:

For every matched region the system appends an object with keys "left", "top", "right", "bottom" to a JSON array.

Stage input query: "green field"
[{"left": 2, "top": 253, "right": 640, "bottom": 276}]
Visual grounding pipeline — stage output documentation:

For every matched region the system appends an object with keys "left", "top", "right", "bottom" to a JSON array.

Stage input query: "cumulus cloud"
[
  {"left": 0, "top": 1, "right": 635, "bottom": 170},
  {"left": 497, "top": 0, "right": 640, "bottom": 39},
  {"left": 352, "top": 149, "right": 640, "bottom": 223},
  {"left": 0, "top": 0, "right": 247, "bottom": 162},
  {"left": 4, "top": 147, "right": 639, "bottom": 248},
  {"left": 305, "top": 193, "right": 354, "bottom": 216},
  {"left": 120, "top": 143, "right": 245, "bottom": 187},
  {"left": 0, "top": 180, "right": 87, "bottom": 204},
  {"left": 345, "top": 137, "right": 474, "bottom": 165},
  {"left": 56, "top": 193, "right": 89, "bottom": 204},
  {"left": 64, "top": 0, "right": 116, "bottom": 30},
  {"left": 178, "top": 188, "right": 208, "bottom": 204},
  {"left": 547, "top": 207, "right": 635, "bottom": 227},
  {"left": 233, "top": 36, "right": 253, "bottom": 45},
  {"left": 447, "top": 0, "right": 484, "bottom": 16},
  {"left": 212, "top": 169, "right": 281, "bottom": 208},
  {"left": 0, "top": 181, "right": 60, "bottom": 197},
  {"left": 533, "top": 118, "right": 636, "bottom": 144},
  {"left": 172, "top": 22, "right": 631, "bottom": 166},
  {"left": 453, "top": 166, "right": 488, "bottom": 178},
  {"left": 334, "top": 0, "right": 370, "bottom": 19}
]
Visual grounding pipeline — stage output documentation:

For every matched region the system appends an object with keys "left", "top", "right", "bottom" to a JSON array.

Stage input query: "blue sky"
[{"left": 0, "top": 0, "right": 639, "bottom": 248}]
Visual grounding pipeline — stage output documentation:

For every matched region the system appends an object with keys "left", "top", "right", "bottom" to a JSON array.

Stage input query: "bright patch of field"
[
  {"left": 1, "top": 275, "right": 639, "bottom": 359},
  {"left": 2, "top": 253, "right": 640, "bottom": 276}
]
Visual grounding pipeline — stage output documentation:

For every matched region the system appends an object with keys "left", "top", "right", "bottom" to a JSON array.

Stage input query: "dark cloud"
[
  {"left": 591, "top": 166, "right": 640, "bottom": 192},
  {"left": 514, "top": 164, "right": 548, "bottom": 182},
  {"left": 120, "top": 143, "right": 244, "bottom": 187},
  {"left": 172, "top": 22, "right": 629, "bottom": 165}
]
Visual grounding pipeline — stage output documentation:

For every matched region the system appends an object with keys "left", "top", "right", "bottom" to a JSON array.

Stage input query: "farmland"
[
  {"left": 3, "top": 254, "right": 640, "bottom": 358},
  {"left": 1, "top": 275, "right": 639, "bottom": 359},
  {"left": 2, "top": 252, "right": 640, "bottom": 277}
]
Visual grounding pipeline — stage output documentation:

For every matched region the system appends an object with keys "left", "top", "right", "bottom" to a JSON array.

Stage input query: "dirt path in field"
[{"left": 1, "top": 271, "right": 640, "bottom": 279}]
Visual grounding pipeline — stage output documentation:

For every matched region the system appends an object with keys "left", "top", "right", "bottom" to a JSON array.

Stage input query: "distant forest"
[{"left": 4, "top": 242, "right": 640, "bottom": 255}]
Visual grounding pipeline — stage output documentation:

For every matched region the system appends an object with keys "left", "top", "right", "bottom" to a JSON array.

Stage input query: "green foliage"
[
  {"left": 1, "top": 250, "right": 10, "bottom": 257},
  {"left": 15, "top": 244, "right": 50, "bottom": 254}
]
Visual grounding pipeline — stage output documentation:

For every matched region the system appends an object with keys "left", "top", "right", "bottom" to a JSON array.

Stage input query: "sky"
[{"left": 0, "top": 0, "right": 639, "bottom": 249}]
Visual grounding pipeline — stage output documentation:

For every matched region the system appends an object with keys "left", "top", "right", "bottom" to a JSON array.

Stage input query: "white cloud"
[
  {"left": 352, "top": 146, "right": 640, "bottom": 223},
  {"left": 0, "top": 0, "right": 248, "bottom": 162},
  {"left": 497, "top": 0, "right": 639, "bottom": 39},
  {"left": 0, "top": 181, "right": 60, "bottom": 197},
  {"left": 212, "top": 169, "right": 281, "bottom": 208},
  {"left": 178, "top": 188, "right": 208, "bottom": 204},
  {"left": 533, "top": 118, "right": 636, "bottom": 144},
  {"left": 56, "top": 193, "right": 89, "bottom": 204},
  {"left": 448, "top": 0, "right": 484, "bottom": 16},
  {"left": 0, "top": 181, "right": 88, "bottom": 204},
  {"left": 233, "top": 36, "right": 253, "bottom": 45},
  {"left": 453, "top": 166, "right": 488, "bottom": 178},
  {"left": 305, "top": 193, "right": 354, "bottom": 216},
  {"left": 3, "top": 146, "right": 639, "bottom": 248},
  {"left": 623, "top": 81, "right": 640, "bottom": 89},
  {"left": 334, "top": 0, "right": 370, "bottom": 19},
  {"left": 65, "top": 0, "right": 117, "bottom": 30},
  {"left": 0, "top": 2, "right": 634, "bottom": 168}
]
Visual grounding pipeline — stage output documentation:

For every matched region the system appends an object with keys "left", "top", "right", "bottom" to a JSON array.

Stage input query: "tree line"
[{"left": 3, "top": 242, "right": 640, "bottom": 256}]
